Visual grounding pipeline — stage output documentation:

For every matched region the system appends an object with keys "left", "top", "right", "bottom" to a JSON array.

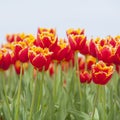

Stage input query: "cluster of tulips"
[
  {"left": 1, "top": 28, "right": 120, "bottom": 85},
  {"left": 0, "top": 28, "right": 120, "bottom": 120}
]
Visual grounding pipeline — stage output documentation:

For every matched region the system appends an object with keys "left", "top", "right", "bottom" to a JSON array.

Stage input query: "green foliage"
[{"left": 0, "top": 64, "right": 120, "bottom": 120}]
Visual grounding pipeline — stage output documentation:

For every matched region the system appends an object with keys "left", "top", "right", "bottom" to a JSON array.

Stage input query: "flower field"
[{"left": 0, "top": 28, "right": 120, "bottom": 120}]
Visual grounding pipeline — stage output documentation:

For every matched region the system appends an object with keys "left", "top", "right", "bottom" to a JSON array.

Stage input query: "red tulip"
[
  {"left": 80, "top": 70, "right": 92, "bottom": 83},
  {"left": 92, "top": 61, "right": 114, "bottom": 85},
  {"left": 86, "top": 55, "right": 96, "bottom": 70},
  {"left": 52, "top": 39, "right": 70, "bottom": 61},
  {"left": 14, "top": 42, "right": 29, "bottom": 62},
  {"left": 6, "top": 34, "right": 15, "bottom": 43},
  {"left": 68, "top": 35, "right": 86, "bottom": 52},
  {"left": 36, "top": 28, "right": 57, "bottom": 51},
  {"left": 96, "top": 45, "right": 115, "bottom": 63},
  {"left": 29, "top": 46, "right": 52, "bottom": 71},
  {"left": 66, "top": 28, "right": 84, "bottom": 36},
  {"left": 0, "top": 49, "right": 11, "bottom": 70},
  {"left": 19, "top": 47, "right": 29, "bottom": 63},
  {"left": 89, "top": 37, "right": 100, "bottom": 57}
]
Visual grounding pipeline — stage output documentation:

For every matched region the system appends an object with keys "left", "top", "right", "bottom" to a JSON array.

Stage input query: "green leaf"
[
  {"left": 68, "top": 110, "right": 91, "bottom": 120},
  {"left": 94, "top": 108, "right": 99, "bottom": 120},
  {"left": 117, "top": 78, "right": 120, "bottom": 97}
]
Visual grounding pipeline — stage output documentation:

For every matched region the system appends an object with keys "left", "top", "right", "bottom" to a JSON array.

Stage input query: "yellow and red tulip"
[
  {"left": 80, "top": 40, "right": 89, "bottom": 55},
  {"left": 29, "top": 46, "right": 52, "bottom": 71},
  {"left": 14, "top": 41, "right": 29, "bottom": 63},
  {"left": 92, "top": 61, "right": 114, "bottom": 85},
  {"left": 96, "top": 44, "right": 115, "bottom": 63},
  {"left": 6, "top": 34, "right": 15, "bottom": 43},
  {"left": 66, "top": 28, "right": 84, "bottom": 36},
  {"left": 36, "top": 28, "right": 57, "bottom": 51},
  {"left": 66, "top": 28, "right": 86, "bottom": 52},
  {"left": 86, "top": 55, "right": 96, "bottom": 70},
  {"left": 37, "top": 28, "right": 56, "bottom": 35},
  {"left": 89, "top": 37, "right": 100, "bottom": 57},
  {"left": 0, "top": 48, "right": 11, "bottom": 70},
  {"left": 113, "top": 36, "right": 120, "bottom": 64},
  {"left": 52, "top": 39, "right": 70, "bottom": 61},
  {"left": 80, "top": 70, "right": 92, "bottom": 83},
  {"left": 67, "top": 34, "right": 86, "bottom": 52}
]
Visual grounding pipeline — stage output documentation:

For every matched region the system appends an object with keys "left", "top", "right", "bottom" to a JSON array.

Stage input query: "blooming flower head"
[
  {"left": 6, "top": 33, "right": 26, "bottom": 43},
  {"left": 6, "top": 34, "right": 15, "bottom": 43},
  {"left": 96, "top": 43, "right": 115, "bottom": 64},
  {"left": 80, "top": 70, "right": 92, "bottom": 84},
  {"left": 13, "top": 41, "right": 29, "bottom": 63},
  {"left": 90, "top": 36, "right": 116, "bottom": 64},
  {"left": 113, "top": 35, "right": 120, "bottom": 64},
  {"left": 89, "top": 37, "right": 100, "bottom": 57},
  {"left": 2, "top": 43, "right": 16, "bottom": 64},
  {"left": 0, "top": 48, "right": 11, "bottom": 70},
  {"left": 68, "top": 34, "right": 86, "bottom": 51},
  {"left": 80, "top": 40, "right": 89, "bottom": 55},
  {"left": 36, "top": 28, "right": 57, "bottom": 50},
  {"left": 66, "top": 28, "right": 84, "bottom": 36},
  {"left": 29, "top": 46, "right": 52, "bottom": 71},
  {"left": 37, "top": 28, "right": 56, "bottom": 34},
  {"left": 66, "top": 28, "right": 86, "bottom": 52},
  {"left": 52, "top": 38, "right": 70, "bottom": 61},
  {"left": 6, "top": 33, "right": 35, "bottom": 44},
  {"left": 23, "top": 34, "right": 35, "bottom": 46},
  {"left": 86, "top": 55, "right": 96, "bottom": 70},
  {"left": 92, "top": 61, "right": 114, "bottom": 85}
]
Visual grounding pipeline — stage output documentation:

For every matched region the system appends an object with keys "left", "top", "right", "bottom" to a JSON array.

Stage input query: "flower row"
[{"left": 0, "top": 28, "right": 119, "bottom": 85}]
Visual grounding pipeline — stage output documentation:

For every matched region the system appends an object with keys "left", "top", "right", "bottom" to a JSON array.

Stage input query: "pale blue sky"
[{"left": 0, "top": 0, "right": 120, "bottom": 43}]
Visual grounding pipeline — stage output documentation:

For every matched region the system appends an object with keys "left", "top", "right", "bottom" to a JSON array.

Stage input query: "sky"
[{"left": 0, "top": 0, "right": 120, "bottom": 43}]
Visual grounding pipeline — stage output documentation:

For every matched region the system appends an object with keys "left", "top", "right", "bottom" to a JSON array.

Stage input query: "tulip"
[
  {"left": 66, "top": 28, "right": 84, "bottom": 36},
  {"left": 67, "top": 34, "right": 86, "bottom": 52},
  {"left": 36, "top": 28, "right": 57, "bottom": 51},
  {"left": 52, "top": 39, "right": 70, "bottom": 61},
  {"left": 80, "top": 70, "right": 92, "bottom": 83},
  {"left": 96, "top": 44, "right": 115, "bottom": 63},
  {"left": 66, "top": 28, "right": 87, "bottom": 52},
  {"left": 6, "top": 34, "right": 15, "bottom": 43},
  {"left": 0, "top": 48, "right": 11, "bottom": 70},
  {"left": 92, "top": 61, "right": 114, "bottom": 85},
  {"left": 29, "top": 46, "right": 52, "bottom": 71},
  {"left": 89, "top": 37, "right": 100, "bottom": 57},
  {"left": 14, "top": 41, "right": 29, "bottom": 63},
  {"left": 86, "top": 55, "right": 96, "bottom": 70}
]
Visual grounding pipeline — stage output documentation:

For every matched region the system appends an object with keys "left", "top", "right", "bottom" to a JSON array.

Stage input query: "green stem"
[
  {"left": 28, "top": 70, "right": 38, "bottom": 120},
  {"left": 2, "top": 72, "right": 12, "bottom": 119},
  {"left": 75, "top": 52, "right": 82, "bottom": 103},
  {"left": 91, "top": 85, "right": 99, "bottom": 120},
  {"left": 14, "top": 64, "right": 23, "bottom": 120},
  {"left": 53, "top": 62, "right": 57, "bottom": 101},
  {"left": 103, "top": 86, "right": 106, "bottom": 120},
  {"left": 60, "top": 62, "right": 63, "bottom": 87},
  {"left": 37, "top": 68, "right": 44, "bottom": 110},
  {"left": 84, "top": 83, "right": 87, "bottom": 113}
]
